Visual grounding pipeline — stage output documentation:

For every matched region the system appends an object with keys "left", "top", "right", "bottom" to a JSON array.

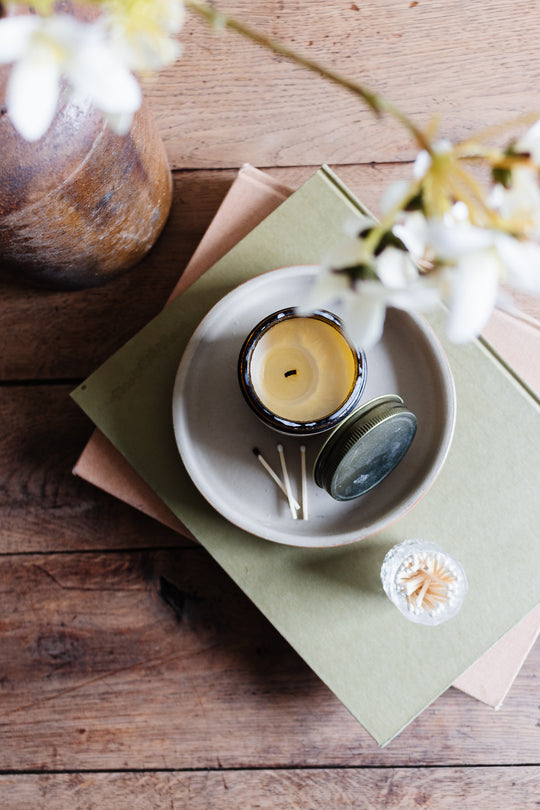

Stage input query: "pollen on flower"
[{"left": 103, "top": 0, "right": 185, "bottom": 70}]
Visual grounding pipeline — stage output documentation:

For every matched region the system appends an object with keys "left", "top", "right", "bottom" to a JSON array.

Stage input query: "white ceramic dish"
[{"left": 172, "top": 266, "right": 456, "bottom": 547}]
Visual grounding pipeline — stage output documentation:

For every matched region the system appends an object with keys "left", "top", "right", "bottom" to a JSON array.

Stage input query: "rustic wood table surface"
[{"left": 1, "top": 2, "right": 539, "bottom": 807}]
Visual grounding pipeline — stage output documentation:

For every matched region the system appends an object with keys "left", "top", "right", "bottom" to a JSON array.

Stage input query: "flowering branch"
[
  {"left": 1, "top": 0, "right": 539, "bottom": 345},
  {"left": 184, "top": 0, "right": 432, "bottom": 153},
  {"left": 182, "top": 2, "right": 540, "bottom": 346},
  {"left": 0, "top": 0, "right": 185, "bottom": 141}
]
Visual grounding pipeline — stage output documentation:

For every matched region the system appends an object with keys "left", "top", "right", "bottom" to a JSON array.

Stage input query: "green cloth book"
[{"left": 72, "top": 166, "right": 540, "bottom": 746}]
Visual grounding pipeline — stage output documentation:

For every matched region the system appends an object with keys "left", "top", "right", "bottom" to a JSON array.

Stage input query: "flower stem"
[
  {"left": 184, "top": 0, "right": 431, "bottom": 152},
  {"left": 360, "top": 179, "right": 422, "bottom": 261},
  {"left": 454, "top": 111, "right": 540, "bottom": 156}
]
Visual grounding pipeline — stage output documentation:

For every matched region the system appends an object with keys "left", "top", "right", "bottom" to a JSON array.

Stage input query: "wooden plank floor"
[
  {"left": 1, "top": 1, "right": 539, "bottom": 806},
  {"left": 1, "top": 166, "right": 539, "bottom": 807}
]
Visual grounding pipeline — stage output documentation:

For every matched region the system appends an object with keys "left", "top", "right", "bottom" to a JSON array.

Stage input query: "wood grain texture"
[
  {"left": 145, "top": 0, "right": 540, "bottom": 169},
  {"left": 0, "top": 164, "right": 399, "bottom": 380},
  {"left": 0, "top": 549, "right": 538, "bottom": 770},
  {"left": 0, "top": 385, "right": 185, "bottom": 553},
  {"left": 1, "top": 767, "right": 539, "bottom": 810},
  {"left": 0, "top": 0, "right": 539, "bottom": 793},
  {"left": 2, "top": 164, "right": 538, "bottom": 381}
]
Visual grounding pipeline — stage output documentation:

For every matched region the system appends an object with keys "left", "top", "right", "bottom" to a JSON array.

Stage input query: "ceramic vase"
[{"left": 0, "top": 66, "right": 173, "bottom": 290}]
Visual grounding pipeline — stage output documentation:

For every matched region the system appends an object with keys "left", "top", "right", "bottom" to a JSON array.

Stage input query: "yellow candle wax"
[{"left": 249, "top": 316, "right": 358, "bottom": 422}]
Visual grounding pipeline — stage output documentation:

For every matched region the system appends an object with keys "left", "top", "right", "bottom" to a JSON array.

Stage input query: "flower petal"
[
  {"left": 413, "top": 150, "right": 431, "bottom": 179},
  {"left": 7, "top": 55, "right": 60, "bottom": 141},
  {"left": 296, "top": 267, "right": 351, "bottom": 315},
  {"left": 376, "top": 246, "right": 418, "bottom": 287},
  {"left": 68, "top": 41, "right": 141, "bottom": 115},
  {"left": 489, "top": 167, "right": 540, "bottom": 238},
  {"left": 342, "top": 214, "right": 375, "bottom": 238},
  {"left": 392, "top": 211, "right": 428, "bottom": 259},
  {"left": 427, "top": 220, "right": 495, "bottom": 260},
  {"left": 343, "top": 291, "right": 387, "bottom": 351},
  {"left": 380, "top": 180, "right": 412, "bottom": 215},
  {"left": 495, "top": 235, "right": 540, "bottom": 294},
  {"left": 104, "top": 110, "right": 135, "bottom": 135},
  {"left": 444, "top": 251, "right": 500, "bottom": 342},
  {"left": 387, "top": 279, "right": 442, "bottom": 313},
  {"left": 0, "top": 16, "right": 37, "bottom": 64},
  {"left": 516, "top": 119, "right": 540, "bottom": 165},
  {"left": 100, "top": 0, "right": 185, "bottom": 72}
]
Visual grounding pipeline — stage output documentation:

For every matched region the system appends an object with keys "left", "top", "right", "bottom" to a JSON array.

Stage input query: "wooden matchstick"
[
  {"left": 300, "top": 444, "right": 308, "bottom": 520},
  {"left": 277, "top": 443, "right": 298, "bottom": 520},
  {"left": 252, "top": 448, "right": 300, "bottom": 512}
]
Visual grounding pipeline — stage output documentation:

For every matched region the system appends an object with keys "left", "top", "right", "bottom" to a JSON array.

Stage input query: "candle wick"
[{"left": 284, "top": 369, "right": 297, "bottom": 377}]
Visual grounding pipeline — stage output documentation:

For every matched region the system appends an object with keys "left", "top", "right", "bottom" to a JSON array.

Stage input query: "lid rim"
[{"left": 314, "top": 394, "right": 418, "bottom": 501}]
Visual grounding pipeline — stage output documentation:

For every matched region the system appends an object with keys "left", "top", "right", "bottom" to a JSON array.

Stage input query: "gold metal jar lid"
[{"left": 313, "top": 394, "right": 417, "bottom": 501}]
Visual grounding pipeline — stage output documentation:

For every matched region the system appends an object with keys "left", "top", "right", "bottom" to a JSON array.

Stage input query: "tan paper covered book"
[{"left": 73, "top": 165, "right": 540, "bottom": 735}]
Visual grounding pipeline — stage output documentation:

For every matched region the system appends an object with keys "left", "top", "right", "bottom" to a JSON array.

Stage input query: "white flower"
[
  {"left": 342, "top": 214, "right": 376, "bottom": 239},
  {"left": 426, "top": 217, "right": 495, "bottom": 260},
  {"left": 340, "top": 281, "right": 388, "bottom": 350},
  {"left": 376, "top": 246, "right": 419, "bottom": 288},
  {"left": 494, "top": 234, "right": 540, "bottom": 295},
  {"left": 489, "top": 167, "right": 540, "bottom": 239},
  {"left": 413, "top": 149, "right": 432, "bottom": 180},
  {"left": 300, "top": 254, "right": 441, "bottom": 351},
  {"left": 380, "top": 180, "right": 412, "bottom": 216},
  {"left": 302, "top": 158, "right": 540, "bottom": 351},
  {"left": 343, "top": 266, "right": 440, "bottom": 349},
  {"left": 515, "top": 119, "right": 540, "bottom": 165},
  {"left": 0, "top": 13, "right": 141, "bottom": 141},
  {"left": 376, "top": 247, "right": 440, "bottom": 308},
  {"left": 102, "top": 0, "right": 185, "bottom": 71},
  {"left": 0, "top": 16, "right": 62, "bottom": 142},
  {"left": 304, "top": 272, "right": 403, "bottom": 352},
  {"left": 413, "top": 139, "right": 452, "bottom": 180},
  {"left": 441, "top": 249, "right": 501, "bottom": 343},
  {"left": 297, "top": 266, "right": 386, "bottom": 350},
  {"left": 446, "top": 200, "right": 469, "bottom": 224},
  {"left": 392, "top": 210, "right": 429, "bottom": 260},
  {"left": 421, "top": 211, "right": 503, "bottom": 340},
  {"left": 298, "top": 267, "right": 351, "bottom": 316}
]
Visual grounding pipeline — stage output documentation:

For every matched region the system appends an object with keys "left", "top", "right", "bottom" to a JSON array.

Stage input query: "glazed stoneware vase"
[{"left": 0, "top": 67, "right": 173, "bottom": 289}]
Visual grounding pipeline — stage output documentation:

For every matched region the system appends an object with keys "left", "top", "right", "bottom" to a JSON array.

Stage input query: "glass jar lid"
[{"left": 313, "top": 394, "right": 417, "bottom": 501}]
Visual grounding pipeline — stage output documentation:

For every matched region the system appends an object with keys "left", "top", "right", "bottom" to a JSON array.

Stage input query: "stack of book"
[{"left": 72, "top": 165, "right": 540, "bottom": 746}]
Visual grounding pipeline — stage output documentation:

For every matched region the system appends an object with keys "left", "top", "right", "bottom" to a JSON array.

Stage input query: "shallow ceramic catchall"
[{"left": 172, "top": 265, "right": 457, "bottom": 548}]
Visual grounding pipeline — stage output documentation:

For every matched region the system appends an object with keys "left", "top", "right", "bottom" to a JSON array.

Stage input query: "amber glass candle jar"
[{"left": 238, "top": 308, "right": 367, "bottom": 436}]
